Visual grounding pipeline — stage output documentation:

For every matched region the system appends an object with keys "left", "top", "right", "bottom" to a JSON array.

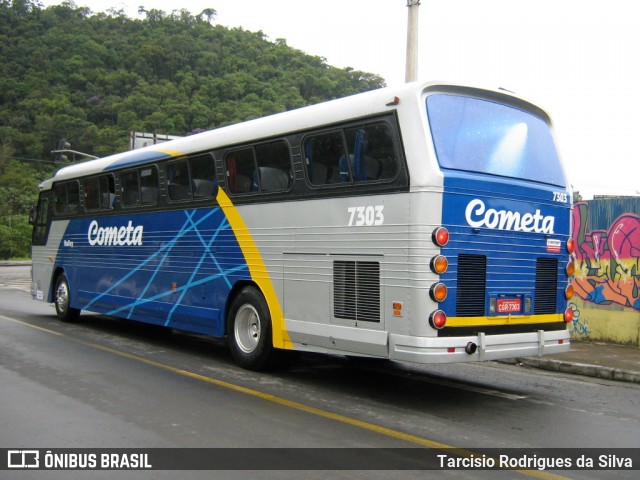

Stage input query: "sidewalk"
[{"left": 513, "top": 340, "right": 640, "bottom": 384}]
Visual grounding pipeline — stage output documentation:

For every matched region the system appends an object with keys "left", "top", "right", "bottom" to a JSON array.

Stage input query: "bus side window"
[
  {"left": 54, "top": 181, "right": 80, "bottom": 215},
  {"left": 344, "top": 123, "right": 398, "bottom": 182},
  {"left": 140, "top": 166, "right": 159, "bottom": 205},
  {"left": 225, "top": 148, "right": 256, "bottom": 195},
  {"left": 167, "top": 160, "right": 191, "bottom": 201},
  {"left": 303, "top": 131, "right": 347, "bottom": 186},
  {"left": 254, "top": 141, "right": 292, "bottom": 192},
  {"left": 67, "top": 181, "right": 80, "bottom": 213},
  {"left": 101, "top": 175, "right": 115, "bottom": 209},
  {"left": 84, "top": 177, "right": 100, "bottom": 210},
  {"left": 54, "top": 183, "right": 67, "bottom": 215},
  {"left": 85, "top": 174, "right": 115, "bottom": 210},
  {"left": 121, "top": 170, "right": 140, "bottom": 206},
  {"left": 190, "top": 153, "right": 217, "bottom": 198}
]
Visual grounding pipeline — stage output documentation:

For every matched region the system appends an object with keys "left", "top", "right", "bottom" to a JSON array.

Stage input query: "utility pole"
[{"left": 405, "top": 0, "right": 421, "bottom": 83}]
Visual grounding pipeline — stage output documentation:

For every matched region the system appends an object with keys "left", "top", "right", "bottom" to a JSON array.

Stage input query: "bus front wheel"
[
  {"left": 227, "top": 286, "right": 274, "bottom": 371},
  {"left": 54, "top": 273, "right": 80, "bottom": 322}
]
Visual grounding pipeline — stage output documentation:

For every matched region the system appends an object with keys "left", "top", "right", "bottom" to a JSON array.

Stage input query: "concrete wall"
[{"left": 569, "top": 198, "right": 640, "bottom": 345}]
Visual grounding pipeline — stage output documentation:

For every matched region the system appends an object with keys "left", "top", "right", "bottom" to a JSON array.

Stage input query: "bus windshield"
[{"left": 426, "top": 94, "right": 566, "bottom": 187}]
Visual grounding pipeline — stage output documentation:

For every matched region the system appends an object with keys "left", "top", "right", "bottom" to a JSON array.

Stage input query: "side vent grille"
[
  {"left": 334, "top": 261, "right": 380, "bottom": 322},
  {"left": 456, "top": 254, "right": 487, "bottom": 317},
  {"left": 535, "top": 258, "right": 558, "bottom": 314}
]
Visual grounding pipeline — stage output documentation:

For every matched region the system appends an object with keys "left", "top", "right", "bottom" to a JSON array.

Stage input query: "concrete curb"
[
  {"left": 0, "top": 261, "right": 32, "bottom": 266},
  {"left": 515, "top": 357, "right": 640, "bottom": 384}
]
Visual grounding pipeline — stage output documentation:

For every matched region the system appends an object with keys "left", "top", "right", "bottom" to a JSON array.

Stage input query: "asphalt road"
[{"left": 1, "top": 265, "right": 638, "bottom": 480}]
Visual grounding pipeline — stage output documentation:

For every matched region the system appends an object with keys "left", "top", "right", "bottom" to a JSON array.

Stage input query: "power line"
[{"left": 0, "top": 153, "right": 58, "bottom": 165}]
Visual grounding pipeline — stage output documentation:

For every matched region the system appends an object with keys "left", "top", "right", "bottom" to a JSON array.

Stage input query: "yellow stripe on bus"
[
  {"left": 216, "top": 188, "right": 292, "bottom": 350},
  {"left": 446, "top": 314, "right": 564, "bottom": 327},
  {"left": 157, "top": 148, "right": 183, "bottom": 157}
]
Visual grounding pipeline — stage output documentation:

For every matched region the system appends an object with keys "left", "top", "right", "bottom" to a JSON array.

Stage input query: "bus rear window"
[{"left": 426, "top": 94, "right": 565, "bottom": 187}]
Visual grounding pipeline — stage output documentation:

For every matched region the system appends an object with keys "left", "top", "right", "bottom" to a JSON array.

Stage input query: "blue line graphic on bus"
[{"left": 58, "top": 207, "right": 250, "bottom": 336}]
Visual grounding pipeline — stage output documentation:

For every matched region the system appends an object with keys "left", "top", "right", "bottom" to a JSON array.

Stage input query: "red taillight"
[
  {"left": 430, "top": 255, "right": 448, "bottom": 274},
  {"left": 564, "top": 307, "right": 574, "bottom": 323},
  {"left": 567, "top": 238, "right": 576, "bottom": 254},
  {"left": 430, "top": 310, "right": 447, "bottom": 329},
  {"left": 432, "top": 227, "right": 449, "bottom": 247},
  {"left": 429, "top": 282, "right": 448, "bottom": 302}
]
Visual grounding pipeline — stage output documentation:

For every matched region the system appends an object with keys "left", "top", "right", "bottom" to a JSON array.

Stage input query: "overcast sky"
[{"left": 40, "top": 0, "right": 640, "bottom": 199}]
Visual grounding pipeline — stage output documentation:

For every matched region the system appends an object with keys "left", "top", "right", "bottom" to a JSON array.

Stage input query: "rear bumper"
[{"left": 390, "top": 329, "right": 570, "bottom": 364}]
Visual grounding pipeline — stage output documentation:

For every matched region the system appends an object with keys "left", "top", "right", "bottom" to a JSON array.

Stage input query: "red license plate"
[{"left": 497, "top": 298, "right": 522, "bottom": 313}]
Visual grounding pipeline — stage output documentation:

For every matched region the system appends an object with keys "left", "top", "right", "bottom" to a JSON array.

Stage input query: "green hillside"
[{"left": 0, "top": 0, "right": 385, "bottom": 258}]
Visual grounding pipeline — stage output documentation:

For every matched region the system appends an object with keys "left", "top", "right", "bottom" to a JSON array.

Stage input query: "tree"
[
  {"left": 0, "top": 158, "right": 43, "bottom": 259},
  {"left": 199, "top": 8, "right": 216, "bottom": 24}
]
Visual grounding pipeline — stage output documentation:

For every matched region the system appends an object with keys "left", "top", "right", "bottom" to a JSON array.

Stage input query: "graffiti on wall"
[
  {"left": 567, "top": 302, "right": 590, "bottom": 335},
  {"left": 571, "top": 202, "right": 640, "bottom": 311}
]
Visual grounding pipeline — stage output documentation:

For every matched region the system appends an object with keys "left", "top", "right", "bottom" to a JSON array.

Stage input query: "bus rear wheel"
[
  {"left": 54, "top": 273, "right": 80, "bottom": 322},
  {"left": 227, "top": 286, "right": 274, "bottom": 371}
]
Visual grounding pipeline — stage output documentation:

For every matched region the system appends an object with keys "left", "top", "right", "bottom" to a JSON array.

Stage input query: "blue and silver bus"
[{"left": 31, "top": 81, "right": 574, "bottom": 370}]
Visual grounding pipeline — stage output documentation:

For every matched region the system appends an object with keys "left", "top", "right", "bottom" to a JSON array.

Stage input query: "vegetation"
[{"left": 0, "top": 0, "right": 385, "bottom": 259}]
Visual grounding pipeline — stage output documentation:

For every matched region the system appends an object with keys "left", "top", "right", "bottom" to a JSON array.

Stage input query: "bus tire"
[
  {"left": 227, "top": 286, "right": 274, "bottom": 371},
  {"left": 54, "top": 273, "right": 80, "bottom": 323}
]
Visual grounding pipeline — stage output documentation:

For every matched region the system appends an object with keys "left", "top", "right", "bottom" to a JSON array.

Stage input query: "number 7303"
[{"left": 347, "top": 205, "right": 384, "bottom": 226}]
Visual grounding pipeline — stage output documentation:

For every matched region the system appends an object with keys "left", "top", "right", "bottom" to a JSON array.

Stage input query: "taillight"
[
  {"left": 566, "top": 261, "right": 575, "bottom": 277},
  {"left": 565, "top": 284, "right": 574, "bottom": 300},
  {"left": 430, "top": 310, "right": 447, "bottom": 329},
  {"left": 432, "top": 227, "right": 449, "bottom": 247},
  {"left": 429, "top": 282, "right": 448, "bottom": 302},
  {"left": 567, "top": 238, "right": 576, "bottom": 254},
  {"left": 564, "top": 307, "right": 574, "bottom": 323},
  {"left": 430, "top": 255, "right": 448, "bottom": 274}
]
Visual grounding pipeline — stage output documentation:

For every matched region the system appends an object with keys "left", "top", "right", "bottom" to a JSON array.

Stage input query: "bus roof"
[{"left": 40, "top": 81, "right": 540, "bottom": 190}]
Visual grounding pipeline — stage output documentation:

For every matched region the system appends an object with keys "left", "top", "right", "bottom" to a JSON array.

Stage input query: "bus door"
[{"left": 30, "top": 190, "right": 55, "bottom": 301}]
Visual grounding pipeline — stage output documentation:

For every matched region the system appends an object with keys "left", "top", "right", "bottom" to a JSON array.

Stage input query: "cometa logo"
[
  {"left": 465, "top": 199, "right": 555, "bottom": 234},
  {"left": 87, "top": 220, "right": 144, "bottom": 246}
]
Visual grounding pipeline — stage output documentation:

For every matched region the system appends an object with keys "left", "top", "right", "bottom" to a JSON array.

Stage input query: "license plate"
[{"left": 496, "top": 298, "right": 522, "bottom": 313}]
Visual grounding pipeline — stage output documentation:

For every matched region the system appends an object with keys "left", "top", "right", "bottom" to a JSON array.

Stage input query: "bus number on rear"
[
  {"left": 348, "top": 206, "right": 384, "bottom": 226},
  {"left": 552, "top": 192, "right": 568, "bottom": 203}
]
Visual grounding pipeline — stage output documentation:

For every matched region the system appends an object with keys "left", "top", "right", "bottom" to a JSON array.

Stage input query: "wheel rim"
[
  {"left": 56, "top": 280, "right": 69, "bottom": 315},
  {"left": 234, "top": 304, "right": 261, "bottom": 354}
]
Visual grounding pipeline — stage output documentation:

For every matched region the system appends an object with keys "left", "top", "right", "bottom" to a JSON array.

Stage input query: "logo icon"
[{"left": 8, "top": 450, "right": 40, "bottom": 468}]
